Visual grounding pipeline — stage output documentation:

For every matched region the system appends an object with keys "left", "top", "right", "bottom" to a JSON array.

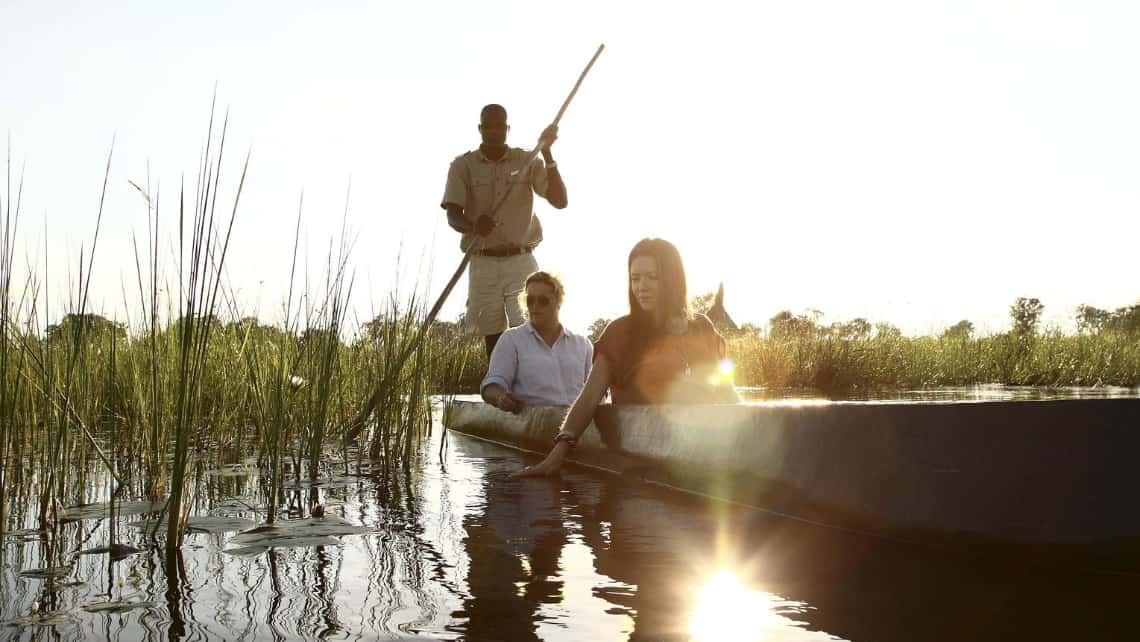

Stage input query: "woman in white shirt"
[{"left": 481, "top": 271, "right": 593, "bottom": 411}]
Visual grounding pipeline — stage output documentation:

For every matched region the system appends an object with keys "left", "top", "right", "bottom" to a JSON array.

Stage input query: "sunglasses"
[{"left": 526, "top": 294, "right": 553, "bottom": 307}]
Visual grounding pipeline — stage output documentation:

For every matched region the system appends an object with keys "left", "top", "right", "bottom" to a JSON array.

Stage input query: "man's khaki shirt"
[{"left": 441, "top": 147, "right": 550, "bottom": 251}]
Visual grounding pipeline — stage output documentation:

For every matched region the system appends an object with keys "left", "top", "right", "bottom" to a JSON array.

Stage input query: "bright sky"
[{"left": 2, "top": 0, "right": 1138, "bottom": 337}]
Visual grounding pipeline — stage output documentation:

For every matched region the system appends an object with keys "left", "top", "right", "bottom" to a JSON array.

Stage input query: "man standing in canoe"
[{"left": 441, "top": 104, "right": 568, "bottom": 357}]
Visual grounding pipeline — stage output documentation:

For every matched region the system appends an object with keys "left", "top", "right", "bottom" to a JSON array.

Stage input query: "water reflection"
[
  {"left": 4, "top": 417, "right": 1140, "bottom": 640},
  {"left": 738, "top": 384, "right": 1140, "bottom": 403},
  {"left": 450, "top": 446, "right": 840, "bottom": 641}
]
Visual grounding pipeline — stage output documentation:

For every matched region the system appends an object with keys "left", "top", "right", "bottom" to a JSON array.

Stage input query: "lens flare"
[
  {"left": 706, "top": 358, "right": 736, "bottom": 386},
  {"left": 688, "top": 571, "right": 775, "bottom": 641}
]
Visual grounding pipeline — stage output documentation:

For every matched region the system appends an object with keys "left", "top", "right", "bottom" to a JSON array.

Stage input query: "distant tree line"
[
  {"left": 36, "top": 291, "right": 1137, "bottom": 397},
  {"left": 586, "top": 292, "right": 1139, "bottom": 343}
]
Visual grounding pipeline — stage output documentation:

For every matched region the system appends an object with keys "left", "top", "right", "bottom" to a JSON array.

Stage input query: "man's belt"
[{"left": 474, "top": 245, "right": 532, "bottom": 258}]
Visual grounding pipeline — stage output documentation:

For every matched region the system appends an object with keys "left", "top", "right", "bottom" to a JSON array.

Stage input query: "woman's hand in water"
[{"left": 511, "top": 443, "right": 570, "bottom": 478}]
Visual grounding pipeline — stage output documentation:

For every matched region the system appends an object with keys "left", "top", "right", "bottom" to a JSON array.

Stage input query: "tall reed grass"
[
  {"left": 0, "top": 115, "right": 471, "bottom": 556},
  {"left": 728, "top": 329, "right": 1140, "bottom": 394},
  {"left": 1, "top": 140, "right": 21, "bottom": 541}
]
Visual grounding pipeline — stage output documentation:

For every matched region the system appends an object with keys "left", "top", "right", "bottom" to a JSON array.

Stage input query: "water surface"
[{"left": 3, "top": 405, "right": 1139, "bottom": 640}]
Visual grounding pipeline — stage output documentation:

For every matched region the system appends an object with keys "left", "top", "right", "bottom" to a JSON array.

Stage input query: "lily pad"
[
  {"left": 3, "top": 610, "right": 70, "bottom": 627},
  {"left": 229, "top": 516, "right": 377, "bottom": 547},
  {"left": 205, "top": 465, "right": 259, "bottom": 478},
  {"left": 76, "top": 544, "right": 141, "bottom": 560},
  {"left": 83, "top": 599, "right": 156, "bottom": 613},
  {"left": 223, "top": 536, "right": 343, "bottom": 557},
  {"left": 222, "top": 515, "right": 378, "bottom": 555},
  {"left": 211, "top": 497, "right": 264, "bottom": 513},
  {"left": 279, "top": 474, "right": 360, "bottom": 490},
  {"left": 60, "top": 500, "right": 167, "bottom": 522},
  {"left": 128, "top": 515, "right": 257, "bottom": 534},
  {"left": 19, "top": 567, "right": 71, "bottom": 580},
  {"left": 188, "top": 517, "right": 257, "bottom": 533}
]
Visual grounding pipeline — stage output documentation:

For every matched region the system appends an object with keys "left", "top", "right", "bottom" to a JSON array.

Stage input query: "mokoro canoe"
[{"left": 443, "top": 397, "right": 1140, "bottom": 572}]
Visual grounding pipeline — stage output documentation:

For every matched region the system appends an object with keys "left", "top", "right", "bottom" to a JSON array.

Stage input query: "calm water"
[
  {"left": 3, "top": 397, "right": 1140, "bottom": 640},
  {"left": 737, "top": 383, "right": 1140, "bottom": 402}
]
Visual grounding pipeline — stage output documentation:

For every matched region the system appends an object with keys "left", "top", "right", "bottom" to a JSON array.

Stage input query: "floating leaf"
[
  {"left": 61, "top": 500, "right": 167, "bottom": 522},
  {"left": 223, "top": 536, "right": 343, "bottom": 556},
  {"left": 229, "top": 516, "right": 377, "bottom": 547},
  {"left": 211, "top": 497, "right": 264, "bottom": 513},
  {"left": 3, "top": 610, "right": 70, "bottom": 627},
  {"left": 187, "top": 517, "right": 257, "bottom": 533},
  {"left": 222, "top": 515, "right": 379, "bottom": 555},
  {"left": 19, "top": 567, "right": 71, "bottom": 580},
  {"left": 129, "top": 515, "right": 257, "bottom": 534},
  {"left": 284, "top": 474, "right": 365, "bottom": 490},
  {"left": 205, "top": 465, "right": 259, "bottom": 478},
  {"left": 83, "top": 599, "right": 156, "bottom": 613},
  {"left": 76, "top": 544, "right": 141, "bottom": 560}
]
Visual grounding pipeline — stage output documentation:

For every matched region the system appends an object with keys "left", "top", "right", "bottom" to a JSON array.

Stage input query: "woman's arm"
[{"left": 511, "top": 354, "right": 612, "bottom": 477}]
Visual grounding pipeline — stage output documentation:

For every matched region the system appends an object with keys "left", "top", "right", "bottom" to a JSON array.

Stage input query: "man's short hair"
[
  {"left": 523, "top": 271, "right": 566, "bottom": 305},
  {"left": 480, "top": 104, "right": 508, "bottom": 121}
]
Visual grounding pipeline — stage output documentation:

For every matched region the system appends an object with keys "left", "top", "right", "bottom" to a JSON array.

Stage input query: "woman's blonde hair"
[{"left": 519, "top": 271, "right": 565, "bottom": 309}]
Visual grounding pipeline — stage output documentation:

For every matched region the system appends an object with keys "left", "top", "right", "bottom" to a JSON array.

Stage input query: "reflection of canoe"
[{"left": 444, "top": 398, "right": 1140, "bottom": 571}]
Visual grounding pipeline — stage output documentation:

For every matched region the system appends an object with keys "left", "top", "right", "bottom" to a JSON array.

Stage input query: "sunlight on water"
[
  {"left": 688, "top": 571, "right": 776, "bottom": 641},
  {"left": 688, "top": 571, "right": 842, "bottom": 642}
]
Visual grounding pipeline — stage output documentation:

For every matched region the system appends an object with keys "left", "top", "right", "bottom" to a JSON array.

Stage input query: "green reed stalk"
[
  {"left": 14, "top": 142, "right": 121, "bottom": 531},
  {"left": 351, "top": 287, "right": 437, "bottom": 469},
  {"left": 164, "top": 105, "right": 248, "bottom": 552},
  {"left": 0, "top": 136, "right": 22, "bottom": 536},
  {"left": 301, "top": 217, "right": 354, "bottom": 492},
  {"left": 236, "top": 195, "right": 305, "bottom": 524},
  {"left": 128, "top": 173, "right": 169, "bottom": 499}
]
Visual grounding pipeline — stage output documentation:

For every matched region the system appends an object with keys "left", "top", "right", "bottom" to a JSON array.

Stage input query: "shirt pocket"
[
  {"left": 517, "top": 350, "right": 550, "bottom": 380},
  {"left": 563, "top": 346, "right": 589, "bottom": 387},
  {"left": 471, "top": 176, "right": 494, "bottom": 199},
  {"left": 505, "top": 162, "right": 534, "bottom": 188}
]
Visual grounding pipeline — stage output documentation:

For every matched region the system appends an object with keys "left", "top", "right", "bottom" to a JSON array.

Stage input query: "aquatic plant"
[
  {"left": 0, "top": 139, "right": 21, "bottom": 538},
  {"left": 149, "top": 103, "right": 248, "bottom": 552}
]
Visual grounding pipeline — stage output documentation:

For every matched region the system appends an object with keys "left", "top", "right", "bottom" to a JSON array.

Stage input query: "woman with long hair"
[{"left": 514, "top": 238, "right": 736, "bottom": 477}]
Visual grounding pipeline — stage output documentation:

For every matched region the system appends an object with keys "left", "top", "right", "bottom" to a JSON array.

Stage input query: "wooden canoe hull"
[{"left": 444, "top": 398, "right": 1140, "bottom": 570}]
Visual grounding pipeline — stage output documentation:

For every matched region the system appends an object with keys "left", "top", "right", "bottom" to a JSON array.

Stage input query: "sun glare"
[
  {"left": 687, "top": 571, "right": 776, "bottom": 641},
  {"left": 706, "top": 358, "right": 736, "bottom": 386}
]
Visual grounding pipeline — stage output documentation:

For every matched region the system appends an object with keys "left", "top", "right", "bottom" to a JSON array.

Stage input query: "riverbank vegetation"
[
  {"left": 431, "top": 295, "right": 1140, "bottom": 397},
  {"left": 0, "top": 128, "right": 466, "bottom": 549},
  {"left": 727, "top": 312, "right": 1140, "bottom": 394},
  {"left": 582, "top": 296, "right": 1140, "bottom": 396},
  {"left": 717, "top": 296, "right": 1140, "bottom": 393}
]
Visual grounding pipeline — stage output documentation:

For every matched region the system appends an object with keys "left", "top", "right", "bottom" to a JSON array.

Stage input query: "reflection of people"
[
  {"left": 441, "top": 103, "right": 569, "bottom": 358},
  {"left": 454, "top": 450, "right": 569, "bottom": 641},
  {"left": 514, "top": 238, "right": 738, "bottom": 478},
  {"left": 481, "top": 272, "right": 592, "bottom": 412}
]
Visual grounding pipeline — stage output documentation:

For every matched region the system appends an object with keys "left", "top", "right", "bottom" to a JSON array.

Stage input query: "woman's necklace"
[
  {"left": 676, "top": 341, "right": 692, "bottom": 377},
  {"left": 668, "top": 318, "right": 692, "bottom": 377}
]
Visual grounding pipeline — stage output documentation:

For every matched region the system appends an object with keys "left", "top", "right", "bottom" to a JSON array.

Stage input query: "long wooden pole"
[{"left": 346, "top": 44, "right": 605, "bottom": 439}]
